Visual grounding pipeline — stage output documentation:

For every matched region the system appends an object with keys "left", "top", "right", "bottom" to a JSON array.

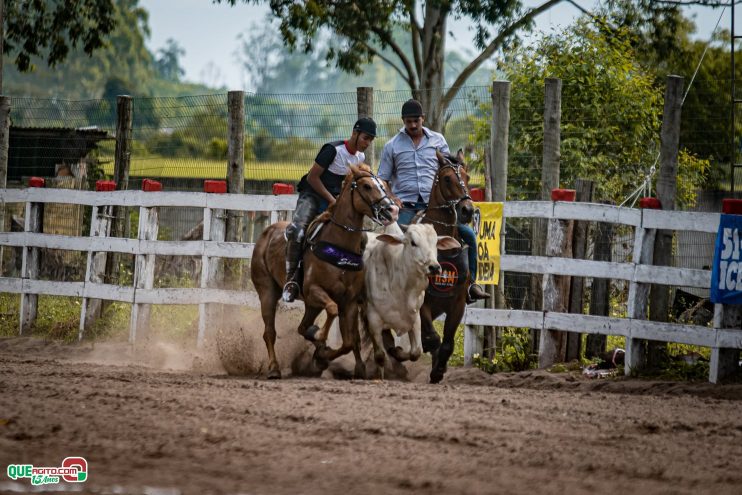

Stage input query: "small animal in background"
[
  {"left": 583, "top": 348, "right": 625, "bottom": 378},
  {"left": 597, "top": 348, "right": 625, "bottom": 369},
  {"left": 55, "top": 163, "right": 73, "bottom": 177}
]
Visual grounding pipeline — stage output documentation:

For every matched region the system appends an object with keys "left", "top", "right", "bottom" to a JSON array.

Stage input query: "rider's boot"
[
  {"left": 282, "top": 239, "right": 302, "bottom": 302},
  {"left": 467, "top": 283, "right": 489, "bottom": 304}
]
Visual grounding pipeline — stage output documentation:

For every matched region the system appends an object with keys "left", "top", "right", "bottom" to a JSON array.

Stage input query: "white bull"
[{"left": 362, "top": 223, "right": 460, "bottom": 377}]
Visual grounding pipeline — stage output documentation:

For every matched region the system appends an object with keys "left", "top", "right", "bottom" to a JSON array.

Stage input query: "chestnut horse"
[
  {"left": 251, "top": 164, "right": 397, "bottom": 379},
  {"left": 417, "top": 150, "right": 475, "bottom": 383}
]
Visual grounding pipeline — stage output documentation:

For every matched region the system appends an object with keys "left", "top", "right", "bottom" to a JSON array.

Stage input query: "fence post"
[
  {"left": 585, "top": 202, "right": 614, "bottom": 358},
  {"left": 198, "top": 180, "right": 227, "bottom": 348},
  {"left": 19, "top": 178, "right": 45, "bottom": 334},
  {"left": 625, "top": 197, "right": 661, "bottom": 374},
  {"left": 710, "top": 198, "right": 742, "bottom": 383},
  {"left": 530, "top": 77, "right": 561, "bottom": 352},
  {"left": 0, "top": 96, "right": 9, "bottom": 276},
  {"left": 129, "top": 180, "right": 161, "bottom": 344},
  {"left": 538, "top": 188, "right": 574, "bottom": 368},
  {"left": 107, "top": 95, "right": 133, "bottom": 289},
  {"left": 357, "top": 87, "right": 374, "bottom": 166},
  {"left": 565, "top": 179, "right": 594, "bottom": 361},
  {"left": 488, "top": 80, "right": 511, "bottom": 357},
  {"left": 647, "top": 75, "right": 683, "bottom": 370},
  {"left": 79, "top": 180, "right": 116, "bottom": 339},
  {"left": 225, "top": 91, "right": 245, "bottom": 292}
]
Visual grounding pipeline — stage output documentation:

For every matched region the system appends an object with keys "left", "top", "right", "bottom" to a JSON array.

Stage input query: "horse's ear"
[
  {"left": 435, "top": 149, "right": 446, "bottom": 167},
  {"left": 348, "top": 164, "right": 361, "bottom": 176},
  {"left": 456, "top": 149, "right": 465, "bottom": 165}
]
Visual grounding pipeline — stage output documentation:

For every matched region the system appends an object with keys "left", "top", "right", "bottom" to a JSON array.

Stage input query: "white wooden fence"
[{"left": 1, "top": 187, "right": 740, "bottom": 382}]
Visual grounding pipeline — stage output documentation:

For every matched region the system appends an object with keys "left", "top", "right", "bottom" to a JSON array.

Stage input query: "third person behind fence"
[
  {"left": 282, "top": 117, "right": 377, "bottom": 303},
  {"left": 377, "top": 99, "right": 488, "bottom": 304}
]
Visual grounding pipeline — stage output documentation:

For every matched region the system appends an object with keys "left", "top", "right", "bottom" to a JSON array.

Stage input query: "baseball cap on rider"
[
  {"left": 401, "top": 99, "right": 423, "bottom": 118},
  {"left": 353, "top": 117, "right": 377, "bottom": 137}
]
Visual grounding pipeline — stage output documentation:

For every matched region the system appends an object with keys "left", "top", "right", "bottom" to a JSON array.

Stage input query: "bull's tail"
[{"left": 357, "top": 291, "right": 373, "bottom": 349}]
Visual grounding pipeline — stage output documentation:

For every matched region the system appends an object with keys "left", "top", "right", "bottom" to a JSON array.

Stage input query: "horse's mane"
[{"left": 313, "top": 164, "right": 373, "bottom": 224}]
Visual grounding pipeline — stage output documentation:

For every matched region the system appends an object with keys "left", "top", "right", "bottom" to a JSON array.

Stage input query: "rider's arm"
[
  {"left": 307, "top": 163, "right": 336, "bottom": 205},
  {"left": 377, "top": 141, "right": 394, "bottom": 182}
]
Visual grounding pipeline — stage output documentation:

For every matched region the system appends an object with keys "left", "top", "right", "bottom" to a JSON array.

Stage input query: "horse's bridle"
[
  {"left": 419, "top": 161, "right": 471, "bottom": 228},
  {"left": 329, "top": 172, "right": 394, "bottom": 232}
]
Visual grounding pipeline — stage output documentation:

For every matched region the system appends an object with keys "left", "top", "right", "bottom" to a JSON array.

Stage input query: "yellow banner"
[{"left": 472, "top": 202, "right": 503, "bottom": 285}]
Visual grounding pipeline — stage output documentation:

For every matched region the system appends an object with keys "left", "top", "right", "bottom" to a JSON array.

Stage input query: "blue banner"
[{"left": 710, "top": 214, "right": 742, "bottom": 304}]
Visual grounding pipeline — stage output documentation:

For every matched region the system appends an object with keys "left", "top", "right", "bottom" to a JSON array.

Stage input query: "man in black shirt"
[{"left": 282, "top": 117, "right": 377, "bottom": 302}]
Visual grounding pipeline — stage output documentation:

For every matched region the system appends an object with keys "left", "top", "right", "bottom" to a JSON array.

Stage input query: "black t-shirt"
[{"left": 297, "top": 141, "right": 365, "bottom": 196}]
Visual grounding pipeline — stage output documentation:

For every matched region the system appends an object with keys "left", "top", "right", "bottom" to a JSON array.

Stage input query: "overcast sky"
[{"left": 139, "top": 0, "right": 731, "bottom": 91}]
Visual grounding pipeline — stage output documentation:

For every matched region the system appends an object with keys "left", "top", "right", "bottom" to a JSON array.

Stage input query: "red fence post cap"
[
  {"left": 470, "top": 187, "right": 485, "bottom": 202},
  {"left": 639, "top": 197, "right": 662, "bottom": 209},
  {"left": 95, "top": 180, "right": 117, "bottom": 192},
  {"left": 142, "top": 179, "right": 163, "bottom": 192},
  {"left": 722, "top": 198, "right": 742, "bottom": 215},
  {"left": 551, "top": 188, "right": 576, "bottom": 202},
  {"left": 28, "top": 177, "right": 45, "bottom": 188},
  {"left": 204, "top": 180, "right": 227, "bottom": 194},
  {"left": 272, "top": 183, "right": 295, "bottom": 195}
]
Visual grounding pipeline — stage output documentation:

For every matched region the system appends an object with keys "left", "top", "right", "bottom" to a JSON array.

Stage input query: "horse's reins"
[
  {"left": 417, "top": 162, "right": 471, "bottom": 228},
  {"left": 329, "top": 172, "right": 394, "bottom": 233}
]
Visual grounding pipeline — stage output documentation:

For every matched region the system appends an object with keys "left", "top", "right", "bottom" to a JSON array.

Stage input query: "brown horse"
[
  {"left": 251, "top": 164, "right": 397, "bottom": 379},
  {"left": 417, "top": 150, "right": 475, "bottom": 383}
]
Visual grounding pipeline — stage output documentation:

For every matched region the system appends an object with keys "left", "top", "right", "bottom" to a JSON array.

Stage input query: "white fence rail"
[{"left": 1, "top": 188, "right": 740, "bottom": 382}]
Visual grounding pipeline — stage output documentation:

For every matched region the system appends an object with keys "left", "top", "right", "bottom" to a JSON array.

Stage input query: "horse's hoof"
[
  {"left": 430, "top": 369, "right": 444, "bottom": 384},
  {"left": 312, "top": 348, "right": 329, "bottom": 371},
  {"left": 354, "top": 363, "right": 367, "bottom": 380},
  {"left": 314, "top": 358, "right": 329, "bottom": 372},
  {"left": 267, "top": 368, "right": 282, "bottom": 380},
  {"left": 387, "top": 346, "right": 406, "bottom": 362},
  {"left": 304, "top": 325, "right": 320, "bottom": 342}
]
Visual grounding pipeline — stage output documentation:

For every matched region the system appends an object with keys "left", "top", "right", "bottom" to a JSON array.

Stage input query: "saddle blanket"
[{"left": 310, "top": 240, "right": 364, "bottom": 271}]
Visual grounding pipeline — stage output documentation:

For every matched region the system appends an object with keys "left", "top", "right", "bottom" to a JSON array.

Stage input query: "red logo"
[
  {"left": 61, "top": 457, "right": 87, "bottom": 482},
  {"left": 429, "top": 261, "right": 458, "bottom": 292}
]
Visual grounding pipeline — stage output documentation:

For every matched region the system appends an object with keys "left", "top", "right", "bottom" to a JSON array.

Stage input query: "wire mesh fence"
[{"left": 1, "top": 82, "right": 732, "bottom": 333}]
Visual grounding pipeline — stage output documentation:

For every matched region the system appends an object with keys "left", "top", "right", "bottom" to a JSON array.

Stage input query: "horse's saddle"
[{"left": 426, "top": 245, "right": 469, "bottom": 297}]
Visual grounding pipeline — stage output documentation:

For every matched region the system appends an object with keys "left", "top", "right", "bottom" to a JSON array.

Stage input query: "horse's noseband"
[
  {"left": 350, "top": 174, "right": 394, "bottom": 226},
  {"left": 425, "top": 162, "right": 472, "bottom": 226}
]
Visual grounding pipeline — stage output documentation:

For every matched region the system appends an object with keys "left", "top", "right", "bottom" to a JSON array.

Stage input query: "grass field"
[
  {"left": 102, "top": 158, "right": 306, "bottom": 182},
  {"left": 101, "top": 156, "right": 485, "bottom": 186}
]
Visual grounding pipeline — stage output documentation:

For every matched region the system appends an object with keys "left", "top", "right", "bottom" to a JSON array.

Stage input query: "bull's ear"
[
  {"left": 376, "top": 233, "right": 405, "bottom": 245},
  {"left": 436, "top": 236, "right": 461, "bottom": 250}
]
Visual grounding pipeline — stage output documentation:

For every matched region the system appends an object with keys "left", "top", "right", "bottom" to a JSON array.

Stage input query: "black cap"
[
  {"left": 401, "top": 99, "right": 423, "bottom": 118},
  {"left": 353, "top": 117, "right": 377, "bottom": 137}
]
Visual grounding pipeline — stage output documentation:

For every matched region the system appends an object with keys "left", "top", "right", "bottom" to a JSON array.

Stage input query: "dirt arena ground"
[{"left": 2, "top": 325, "right": 742, "bottom": 495}]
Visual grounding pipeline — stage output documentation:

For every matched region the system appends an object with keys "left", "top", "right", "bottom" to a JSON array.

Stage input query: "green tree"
[
  {"left": 4, "top": 0, "right": 156, "bottom": 98},
  {"left": 220, "top": 0, "right": 566, "bottom": 131},
  {"left": 593, "top": 1, "right": 733, "bottom": 188},
  {"left": 4, "top": 0, "right": 116, "bottom": 71},
  {"left": 154, "top": 38, "right": 186, "bottom": 82},
  {"left": 474, "top": 19, "right": 708, "bottom": 205}
]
